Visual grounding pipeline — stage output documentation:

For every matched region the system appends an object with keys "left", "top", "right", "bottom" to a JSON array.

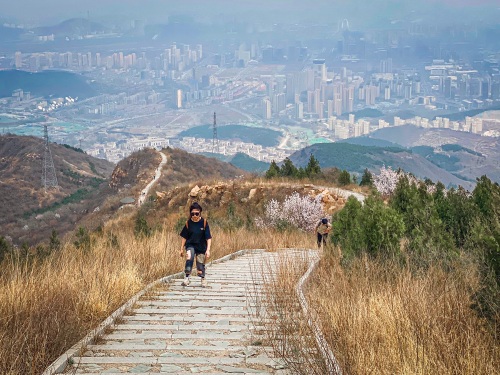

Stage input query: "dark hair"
[
  {"left": 321, "top": 218, "right": 328, "bottom": 224},
  {"left": 190, "top": 202, "right": 203, "bottom": 212}
]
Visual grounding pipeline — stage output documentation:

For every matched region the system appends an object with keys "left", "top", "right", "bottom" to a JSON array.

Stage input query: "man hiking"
[
  {"left": 179, "top": 202, "right": 212, "bottom": 287},
  {"left": 315, "top": 217, "right": 332, "bottom": 249}
]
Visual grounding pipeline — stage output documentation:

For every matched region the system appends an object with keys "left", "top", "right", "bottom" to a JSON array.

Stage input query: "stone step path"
[{"left": 66, "top": 250, "right": 297, "bottom": 375}]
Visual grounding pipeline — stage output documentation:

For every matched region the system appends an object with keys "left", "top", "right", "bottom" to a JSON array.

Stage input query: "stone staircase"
[{"left": 66, "top": 250, "right": 292, "bottom": 375}]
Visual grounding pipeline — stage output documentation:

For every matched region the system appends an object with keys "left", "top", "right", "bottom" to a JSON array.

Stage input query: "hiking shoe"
[
  {"left": 181, "top": 277, "right": 190, "bottom": 286},
  {"left": 201, "top": 278, "right": 207, "bottom": 288}
]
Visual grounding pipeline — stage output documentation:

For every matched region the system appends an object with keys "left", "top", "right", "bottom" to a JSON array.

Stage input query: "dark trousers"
[
  {"left": 184, "top": 247, "right": 206, "bottom": 278},
  {"left": 317, "top": 233, "right": 328, "bottom": 248}
]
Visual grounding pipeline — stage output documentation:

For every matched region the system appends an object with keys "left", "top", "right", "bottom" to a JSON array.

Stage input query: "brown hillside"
[
  {"left": 68, "top": 148, "right": 249, "bottom": 239},
  {"left": 156, "top": 148, "right": 246, "bottom": 190},
  {"left": 0, "top": 135, "right": 114, "bottom": 245}
]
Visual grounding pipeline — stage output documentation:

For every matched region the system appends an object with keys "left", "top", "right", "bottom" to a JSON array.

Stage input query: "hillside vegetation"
[
  {"left": 0, "top": 135, "right": 113, "bottom": 245},
  {"left": 289, "top": 142, "right": 473, "bottom": 189}
]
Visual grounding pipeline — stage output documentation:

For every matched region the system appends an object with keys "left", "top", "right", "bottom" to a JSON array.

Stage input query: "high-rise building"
[
  {"left": 384, "top": 86, "right": 391, "bottom": 101},
  {"left": 307, "top": 90, "right": 315, "bottom": 113},
  {"left": 314, "top": 89, "right": 321, "bottom": 116},
  {"left": 263, "top": 98, "right": 272, "bottom": 120},
  {"left": 286, "top": 74, "right": 295, "bottom": 103},
  {"left": 318, "top": 102, "right": 324, "bottom": 119},
  {"left": 273, "top": 93, "right": 286, "bottom": 114},
  {"left": 404, "top": 84, "right": 412, "bottom": 100},
  {"left": 334, "top": 93, "right": 342, "bottom": 116},
  {"left": 327, "top": 100, "right": 334, "bottom": 119},
  {"left": 346, "top": 86, "right": 354, "bottom": 113},
  {"left": 444, "top": 77, "right": 453, "bottom": 98},
  {"left": 176, "top": 89, "right": 183, "bottom": 109},
  {"left": 295, "top": 102, "right": 304, "bottom": 120},
  {"left": 365, "top": 85, "right": 377, "bottom": 106},
  {"left": 14, "top": 52, "right": 22, "bottom": 69},
  {"left": 313, "top": 59, "right": 327, "bottom": 81}
]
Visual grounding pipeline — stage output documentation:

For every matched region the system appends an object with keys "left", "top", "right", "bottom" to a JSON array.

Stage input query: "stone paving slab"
[
  {"left": 111, "top": 324, "right": 251, "bottom": 331},
  {"left": 65, "top": 251, "right": 298, "bottom": 374},
  {"left": 122, "top": 315, "right": 252, "bottom": 323}
]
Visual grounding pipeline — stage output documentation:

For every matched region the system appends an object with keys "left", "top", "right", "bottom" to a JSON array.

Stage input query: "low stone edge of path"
[
  {"left": 42, "top": 248, "right": 265, "bottom": 375},
  {"left": 296, "top": 253, "right": 342, "bottom": 375}
]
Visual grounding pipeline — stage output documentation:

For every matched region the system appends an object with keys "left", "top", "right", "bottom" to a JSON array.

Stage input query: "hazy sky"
[{"left": 2, "top": 0, "right": 499, "bottom": 26}]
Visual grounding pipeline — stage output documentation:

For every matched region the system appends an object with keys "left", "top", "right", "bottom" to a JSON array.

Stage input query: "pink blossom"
[{"left": 256, "top": 192, "right": 325, "bottom": 231}]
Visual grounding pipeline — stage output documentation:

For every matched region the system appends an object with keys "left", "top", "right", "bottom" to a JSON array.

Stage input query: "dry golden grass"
[
  {"left": 0, "top": 226, "right": 311, "bottom": 375},
  {"left": 251, "top": 251, "right": 329, "bottom": 374},
  {"left": 307, "top": 254, "right": 500, "bottom": 375}
]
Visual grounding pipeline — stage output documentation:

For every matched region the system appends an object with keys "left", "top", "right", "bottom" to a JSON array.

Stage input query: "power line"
[
  {"left": 42, "top": 124, "right": 58, "bottom": 191},
  {"left": 212, "top": 111, "right": 219, "bottom": 154}
]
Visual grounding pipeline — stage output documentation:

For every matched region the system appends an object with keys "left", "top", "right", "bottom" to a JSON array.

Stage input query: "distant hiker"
[
  {"left": 179, "top": 202, "right": 212, "bottom": 287},
  {"left": 315, "top": 218, "right": 332, "bottom": 249}
]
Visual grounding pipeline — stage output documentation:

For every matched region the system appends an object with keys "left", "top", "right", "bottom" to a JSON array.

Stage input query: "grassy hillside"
[
  {"left": 178, "top": 124, "right": 282, "bottom": 147},
  {"left": 0, "top": 70, "right": 97, "bottom": 99},
  {"left": 154, "top": 148, "right": 246, "bottom": 191},
  {"left": 289, "top": 143, "right": 473, "bottom": 189}
]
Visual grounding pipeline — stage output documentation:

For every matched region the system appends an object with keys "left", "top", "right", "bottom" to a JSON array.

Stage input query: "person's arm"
[
  {"left": 180, "top": 237, "right": 186, "bottom": 257},
  {"left": 205, "top": 220, "right": 212, "bottom": 259},
  {"left": 206, "top": 238, "right": 212, "bottom": 259}
]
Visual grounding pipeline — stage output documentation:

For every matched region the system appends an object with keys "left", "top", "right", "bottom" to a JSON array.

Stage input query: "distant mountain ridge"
[
  {"left": 289, "top": 142, "right": 475, "bottom": 190},
  {"left": 0, "top": 70, "right": 97, "bottom": 99},
  {"left": 34, "top": 18, "right": 108, "bottom": 37},
  {"left": 200, "top": 152, "right": 270, "bottom": 173},
  {"left": 364, "top": 125, "right": 500, "bottom": 183}
]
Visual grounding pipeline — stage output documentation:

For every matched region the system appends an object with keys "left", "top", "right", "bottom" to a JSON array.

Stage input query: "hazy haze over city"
[{"left": 3, "top": 0, "right": 500, "bottom": 26}]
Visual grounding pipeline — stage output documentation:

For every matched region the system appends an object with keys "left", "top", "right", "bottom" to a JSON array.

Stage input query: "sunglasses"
[{"left": 190, "top": 212, "right": 200, "bottom": 216}]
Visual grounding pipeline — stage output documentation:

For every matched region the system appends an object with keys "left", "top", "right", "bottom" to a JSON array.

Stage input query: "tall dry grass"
[
  {"left": 307, "top": 254, "right": 500, "bottom": 375},
  {"left": 0, "top": 226, "right": 312, "bottom": 375},
  {"left": 251, "top": 251, "right": 330, "bottom": 374}
]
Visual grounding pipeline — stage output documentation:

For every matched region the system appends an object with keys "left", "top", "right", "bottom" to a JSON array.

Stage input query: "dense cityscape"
[{"left": 1, "top": 2, "right": 499, "bottom": 163}]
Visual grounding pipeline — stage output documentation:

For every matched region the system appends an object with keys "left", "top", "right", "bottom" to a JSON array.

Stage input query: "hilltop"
[
  {"left": 200, "top": 152, "right": 270, "bottom": 173},
  {"left": 0, "top": 70, "right": 97, "bottom": 99},
  {"left": 289, "top": 142, "right": 475, "bottom": 189},
  {"left": 33, "top": 18, "right": 109, "bottom": 37}
]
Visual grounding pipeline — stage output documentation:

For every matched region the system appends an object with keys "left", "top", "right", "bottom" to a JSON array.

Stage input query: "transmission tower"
[
  {"left": 212, "top": 112, "right": 219, "bottom": 154},
  {"left": 42, "top": 124, "right": 58, "bottom": 191}
]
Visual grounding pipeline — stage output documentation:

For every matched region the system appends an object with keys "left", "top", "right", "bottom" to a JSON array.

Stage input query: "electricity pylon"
[
  {"left": 42, "top": 124, "right": 58, "bottom": 191},
  {"left": 212, "top": 112, "right": 220, "bottom": 154}
]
